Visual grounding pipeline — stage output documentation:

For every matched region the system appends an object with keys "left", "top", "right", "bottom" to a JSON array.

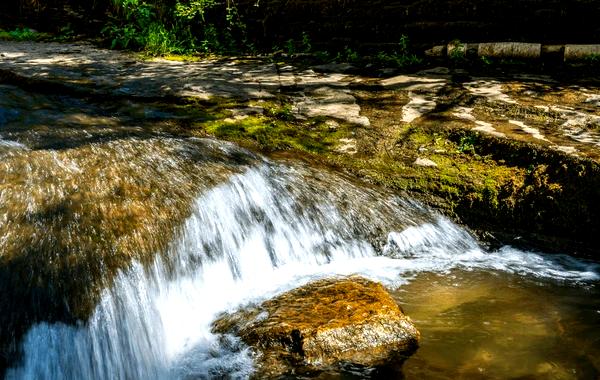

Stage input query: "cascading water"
[
  {"left": 5, "top": 158, "right": 599, "bottom": 380},
  {"left": 1, "top": 83, "right": 599, "bottom": 379}
]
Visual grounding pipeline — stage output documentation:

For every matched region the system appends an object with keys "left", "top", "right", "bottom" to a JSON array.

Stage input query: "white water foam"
[
  {"left": 7, "top": 163, "right": 599, "bottom": 380},
  {"left": 0, "top": 137, "right": 27, "bottom": 149}
]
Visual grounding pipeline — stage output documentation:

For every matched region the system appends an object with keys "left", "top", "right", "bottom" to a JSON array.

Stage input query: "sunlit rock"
[
  {"left": 414, "top": 157, "right": 438, "bottom": 168},
  {"left": 292, "top": 86, "right": 370, "bottom": 127},
  {"left": 213, "top": 276, "right": 419, "bottom": 376}
]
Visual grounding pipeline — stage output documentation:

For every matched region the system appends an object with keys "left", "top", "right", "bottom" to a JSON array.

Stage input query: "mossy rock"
[{"left": 213, "top": 276, "right": 420, "bottom": 377}]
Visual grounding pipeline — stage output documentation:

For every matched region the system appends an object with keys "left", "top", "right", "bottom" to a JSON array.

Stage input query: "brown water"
[{"left": 397, "top": 270, "right": 600, "bottom": 380}]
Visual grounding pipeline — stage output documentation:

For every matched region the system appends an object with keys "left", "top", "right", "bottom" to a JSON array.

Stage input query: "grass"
[
  {"left": 0, "top": 25, "right": 79, "bottom": 42},
  {"left": 0, "top": 27, "right": 52, "bottom": 41}
]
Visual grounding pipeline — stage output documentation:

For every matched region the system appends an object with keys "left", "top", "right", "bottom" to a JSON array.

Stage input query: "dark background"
[
  {"left": 236, "top": 0, "right": 600, "bottom": 45},
  {"left": 1, "top": 0, "right": 599, "bottom": 46}
]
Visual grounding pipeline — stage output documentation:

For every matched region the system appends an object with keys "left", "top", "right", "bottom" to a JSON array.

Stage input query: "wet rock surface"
[
  {"left": 1, "top": 41, "right": 599, "bottom": 161},
  {"left": 212, "top": 276, "right": 420, "bottom": 377},
  {"left": 0, "top": 41, "right": 598, "bottom": 266},
  {"left": 3, "top": 41, "right": 598, "bottom": 162},
  {"left": 2, "top": 40, "right": 600, "bottom": 253}
]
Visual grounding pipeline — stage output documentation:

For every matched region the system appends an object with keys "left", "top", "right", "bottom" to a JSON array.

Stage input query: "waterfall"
[{"left": 6, "top": 160, "right": 599, "bottom": 380}]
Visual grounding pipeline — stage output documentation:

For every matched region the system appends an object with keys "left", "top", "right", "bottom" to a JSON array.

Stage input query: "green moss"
[
  {"left": 158, "top": 97, "right": 233, "bottom": 120},
  {"left": 194, "top": 112, "right": 356, "bottom": 155},
  {"left": 263, "top": 102, "right": 295, "bottom": 121}
]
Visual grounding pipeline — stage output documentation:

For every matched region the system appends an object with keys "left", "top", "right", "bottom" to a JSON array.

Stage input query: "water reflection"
[{"left": 397, "top": 270, "right": 600, "bottom": 379}]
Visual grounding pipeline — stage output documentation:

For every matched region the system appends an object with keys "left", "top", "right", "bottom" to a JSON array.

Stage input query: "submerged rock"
[{"left": 212, "top": 276, "right": 419, "bottom": 376}]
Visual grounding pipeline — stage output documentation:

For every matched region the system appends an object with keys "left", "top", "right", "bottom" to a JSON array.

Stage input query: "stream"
[{"left": 1, "top": 83, "right": 599, "bottom": 379}]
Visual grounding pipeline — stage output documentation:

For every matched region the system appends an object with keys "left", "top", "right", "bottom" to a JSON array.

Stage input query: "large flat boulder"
[{"left": 213, "top": 276, "right": 419, "bottom": 376}]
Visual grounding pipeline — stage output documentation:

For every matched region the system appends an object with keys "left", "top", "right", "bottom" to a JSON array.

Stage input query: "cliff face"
[{"left": 2, "top": 1, "right": 599, "bottom": 46}]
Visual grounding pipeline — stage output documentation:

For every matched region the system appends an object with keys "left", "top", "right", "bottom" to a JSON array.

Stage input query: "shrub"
[
  {"left": 0, "top": 27, "right": 48, "bottom": 41},
  {"left": 374, "top": 35, "right": 422, "bottom": 68},
  {"left": 101, "top": 0, "right": 248, "bottom": 55}
]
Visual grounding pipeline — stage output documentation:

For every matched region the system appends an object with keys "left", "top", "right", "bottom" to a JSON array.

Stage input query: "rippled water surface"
[{"left": 1, "top": 84, "right": 599, "bottom": 379}]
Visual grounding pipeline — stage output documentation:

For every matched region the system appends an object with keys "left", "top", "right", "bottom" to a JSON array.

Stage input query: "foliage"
[
  {"left": 457, "top": 134, "right": 477, "bottom": 154},
  {"left": 102, "top": 0, "right": 161, "bottom": 50},
  {"left": 584, "top": 53, "right": 600, "bottom": 64},
  {"left": 101, "top": 0, "right": 248, "bottom": 55},
  {"left": 175, "top": 0, "right": 217, "bottom": 20},
  {"left": 200, "top": 114, "right": 347, "bottom": 154},
  {"left": 264, "top": 103, "right": 295, "bottom": 121},
  {"left": 301, "top": 32, "right": 312, "bottom": 53},
  {"left": 0, "top": 27, "right": 49, "bottom": 41},
  {"left": 284, "top": 38, "right": 296, "bottom": 55},
  {"left": 323, "top": 35, "right": 422, "bottom": 67},
  {"left": 279, "top": 32, "right": 312, "bottom": 55},
  {"left": 448, "top": 39, "right": 466, "bottom": 62},
  {"left": 336, "top": 46, "right": 359, "bottom": 62},
  {"left": 0, "top": 25, "right": 77, "bottom": 42},
  {"left": 374, "top": 35, "right": 422, "bottom": 68},
  {"left": 480, "top": 55, "right": 492, "bottom": 65}
]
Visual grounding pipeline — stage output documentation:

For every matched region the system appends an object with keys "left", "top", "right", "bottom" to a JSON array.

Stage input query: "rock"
[
  {"left": 379, "top": 67, "right": 396, "bottom": 75},
  {"left": 425, "top": 45, "right": 446, "bottom": 57},
  {"left": 564, "top": 44, "right": 600, "bottom": 62},
  {"left": 229, "top": 107, "right": 264, "bottom": 117},
  {"left": 402, "top": 93, "right": 437, "bottom": 123},
  {"left": 417, "top": 66, "right": 451, "bottom": 76},
  {"left": 336, "top": 138, "right": 357, "bottom": 154},
  {"left": 463, "top": 80, "right": 517, "bottom": 104},
  {"left": 380, "top": 75, "right": 446, "bottom": 91},
  {"left": 324, "top": 119, "right": 340, "bottom": 130},
  {"left": 212, "top": 277, "right": 419, "bottom": 376},
  {"left": 478, "top": 42, "right": 541, "bottom": 60},
  {"left": 312, "top": 63, "right": 356, "bottom": 73},
  {"left": 293, "top": 87, "right": 370, "bottom": 127},
  {"left": 414, "top": 158, "right": 438, "bottom": 167}
]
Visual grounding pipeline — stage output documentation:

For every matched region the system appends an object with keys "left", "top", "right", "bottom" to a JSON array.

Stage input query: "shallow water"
[
  {"left": 397, "top": 271, "right": 600, "bottom": 380},
  {"left": 1, "top": 84, "right": 599, "bottom": 379}
]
